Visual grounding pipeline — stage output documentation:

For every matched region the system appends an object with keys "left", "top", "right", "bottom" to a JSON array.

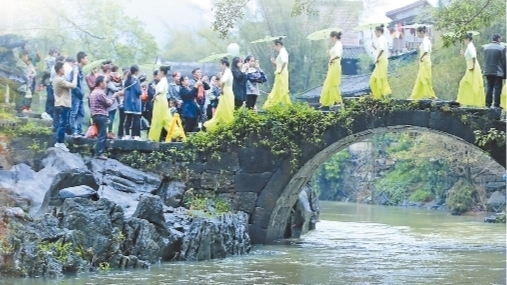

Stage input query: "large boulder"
[
  {"left": 286, "top": 184, "right": 320, "bottom": 238},
  {"left": 39, "top": 168, "right": 99, "bottom": 213},
  {"left": 0, "top": 163, "right": 52, "bottom": 214},
  {"left": 486, "top": 191, "right": 506, "bottom": 212},
  {"left": 87, "top": 159, "right": 160, "bottom": 194},
  {"left": 176, "top": 211, "right": 251, "bottom": 261}
]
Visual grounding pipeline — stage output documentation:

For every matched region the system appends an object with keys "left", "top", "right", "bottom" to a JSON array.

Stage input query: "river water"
[{"left": 7, "top": 201, "right": 506, "bottom": 285}]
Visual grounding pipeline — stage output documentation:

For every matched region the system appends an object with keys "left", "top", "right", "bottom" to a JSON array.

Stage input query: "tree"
[
  {"left": 8, "top": 0, "right": 159, "bottom": 67},
  {"left": 161, "top": 28, "right": 229, "bottom": 62},
  {"left": 211, "top": 0, "right": 319, "bottom": 39},
  {"left": 433, "top": 0, "right": 506, "bottom": 47}
]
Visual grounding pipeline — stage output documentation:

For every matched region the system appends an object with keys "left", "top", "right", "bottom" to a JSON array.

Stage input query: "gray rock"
[
  {"left": 97, "top": 185, "right": 140, "bottom": 217},
  {"left": 486, "top": 182, "right": 507, "bottom": 193},
  {"left": 286, "top": 184, "right": 320, "bottom": 238},
  {"left": 87, "top": 158, "right": 160, "bottom": 193},
  {"left": 0, "top": 163, "right": 52, "bottom": 214},
  {"left": 39, "top": 168, "right": 99, "bottom": 213},
  {"left": 132, "top": 194, "right": 167, "bottom": 234},
  {"left": 41, "top": 148, "right": 87, "bottom": 174},
  {"left": 178, "top": 211, "right": 251, "bottom": 261},
  {"left": 486, "top": 191, "right": 506, "bottom": 212},
  {"left": 156, "top": 180, "right": 185, "bottom": 208},
  {"left": 59, "top": 185, "right": 99, "bottom": 202}
]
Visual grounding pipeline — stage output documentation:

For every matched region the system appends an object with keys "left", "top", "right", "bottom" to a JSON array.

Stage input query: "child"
[{"left": 169, "top": 99, "right": 178, "bottom": 116}]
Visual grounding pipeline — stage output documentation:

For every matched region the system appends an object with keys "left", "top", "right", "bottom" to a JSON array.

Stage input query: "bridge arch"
[{"left": 246, "top": 104, "right": 506, "bottom": 244}]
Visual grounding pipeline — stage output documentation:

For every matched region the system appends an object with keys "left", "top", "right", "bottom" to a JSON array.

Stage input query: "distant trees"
[{"left": 8, "top": 0, "right": 158, "bottom": 66}]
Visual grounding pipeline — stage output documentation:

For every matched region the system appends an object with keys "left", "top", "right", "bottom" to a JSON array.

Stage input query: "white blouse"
[
  {"left": 375, "top": 35, "right": 388, "bottom": 59},
  {"left": 220, "top": 68, "right": 233, "bottom": 86},
  {"left": 330, "top": 41, "right": 343, "bottom": 58}
]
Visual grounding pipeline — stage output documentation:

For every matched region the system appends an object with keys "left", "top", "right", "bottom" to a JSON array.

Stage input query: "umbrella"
[
  {"left": 250, "top": 36, "right": 286, "bottom": 44},
  {"left": 482, "top": 42, "right": 507, "bottom": 48},
  {"left": 197, "top": 53, "right": 231, "bottom": 63},
  {"left": 353, "top": 23, "right": 386, "bottom": 31},
  {"left": 82, "top": 59, "right": 107, "bottom": 74},
  {"left": 306, "top": 28, "right": 342, "bottom": 41}
]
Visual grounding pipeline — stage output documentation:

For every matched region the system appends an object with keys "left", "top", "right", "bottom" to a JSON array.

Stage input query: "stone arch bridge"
[{"left": 66, "top": 99, "right": 506, "bottom": 244}]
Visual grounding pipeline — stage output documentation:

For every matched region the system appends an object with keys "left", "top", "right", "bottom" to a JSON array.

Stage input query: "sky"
[{"left": 123, "top": 0, "right": 438, "bottom": 46}]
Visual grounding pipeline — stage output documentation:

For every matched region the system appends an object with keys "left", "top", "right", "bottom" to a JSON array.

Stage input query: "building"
[
  {"left": 309, "top": 0, "right": 367, "bottom": 75},
  {"left": 385, "top": 0, "right": 436, "bottom": 54}
]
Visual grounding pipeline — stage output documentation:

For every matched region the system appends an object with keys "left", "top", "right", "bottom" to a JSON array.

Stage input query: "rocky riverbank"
[{"left": 0, "top": 148, "right": 319, "bottom": 277}]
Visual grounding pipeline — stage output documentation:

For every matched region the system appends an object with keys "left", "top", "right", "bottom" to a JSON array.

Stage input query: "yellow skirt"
[
  {"left": 370, "top": 57, "right": 391, "bottom": 99},
  {"left": 501, "top": 82, "right": 506, "bottom": 110},
  {"left": 456, "top": 64, "right": 485, "bottom": 107},
  {"left": 319, "top": 60, "right": 342, "bottom": 106},
  {"left": 263, "top": 69, "right": 291, "bottom": 109},
  {"left": 148, "top": 95, "right": 183, "bottom": 141},
  {"left": 409, "top": 60, "right": 437, "bottom": 100},
  {"left": 204, "top": 86, "right": 234, "bottom": 131}
]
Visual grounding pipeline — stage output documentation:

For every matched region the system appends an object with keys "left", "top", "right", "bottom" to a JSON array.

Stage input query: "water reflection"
[{"left": 5, "top": 202, "right": 505, "bottom": 285}]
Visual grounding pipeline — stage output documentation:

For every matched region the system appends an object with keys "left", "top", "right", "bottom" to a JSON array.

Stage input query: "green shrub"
[
  {"left": 447, "top": 179, "right": 475, "bottom": 215},
  {"left": 409, "top": 189, "right": 432, "bottom": 202}
]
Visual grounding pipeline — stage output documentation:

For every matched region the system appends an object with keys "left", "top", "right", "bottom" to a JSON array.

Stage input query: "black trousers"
[
  {"left": 117, "top": 108, "right": 126, "bottom": 138},
  {"left": 183, "top": 117, "right": 197, "bottom": 133},
  {"left": 234, "top": 98, "right": 244, "bottom": 109},
  {"left": 485, "top": 75, "right": 503, "bottom": 108},
  {"left": 124, "top": 113, "right": 140, "bottom": 137},
  {"left": 246, "top": 94, "right": 258, "bottom": 109}
]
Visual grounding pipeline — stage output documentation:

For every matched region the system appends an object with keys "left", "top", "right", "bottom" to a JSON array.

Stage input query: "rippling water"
[{"left": 6, "top": 202, "right": 506, "bottom": 285}]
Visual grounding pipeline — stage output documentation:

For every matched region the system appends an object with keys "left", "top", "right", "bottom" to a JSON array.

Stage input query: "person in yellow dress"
[
  {"left": 319, "top": 31, "right": 343, "bottom": 108},
  {"left": 501, "top": 82, "right": 506, "bottom": 110},
  {"left": 370, "top": 24, "right": 392, "bottom": 99},
  {"left": 409, "top": 26, "right": 437, "bottom": 100},
  {"left": 456, "top": 33, "right": 485, "bottom": 107},
  {"left": 263, "top": 37, "right": 292, "bottom": 109},
  {"left": 148, "top": 65, "right": 183, "bottom": 141},
  {"left": 203, "top": 57, "right": 235, "bottom": 131}
]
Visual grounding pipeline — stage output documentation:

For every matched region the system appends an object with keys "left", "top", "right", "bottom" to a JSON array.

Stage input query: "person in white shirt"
[
  {"left": 319, "top": 31, "right": 343, "bottom": 108},
  {"left": 456, "top": 33, "right": 485, "bottom": 107},
  {"left": 263, "top": 37, "right": 292, "bottom": 109},
  {"left": 370, "top": 24, "right": 392, "bottom": 99},
  {"left": 409, "top": 25, "right": 437, "bottom": 100}
]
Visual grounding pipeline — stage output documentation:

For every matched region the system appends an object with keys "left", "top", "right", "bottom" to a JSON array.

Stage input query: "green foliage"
[
  {"left": 410, "top": 189, "right": 433, "bottom": 202},
  {"left": 474, "top": 128, "right": 506, "bottom": 148},
  {"left": 37, "top": 240, "right": 73, "bottom": 264},
  {"left": 447, "top": 179, "right": 475, "bottom": 215},
  {"left": 0, "top": 237, "right": 13, "bottom": 255},
  {"left": 184, "top": 193, "right": 232, "bottom": 216},
  {"left": 434, "top": 0, "right": 506, "bottom": 47},
  {"left": 211, "top": 0, "right": 320, "bottom": 39},
  {"left": 98, "top": 262, "right": 110, "bottom": 273},
  {"left": 312, "top": 149, "right": 351, "bottom": 199},
  {"left": 12, "top": 0, "right": 159, "bottom": 67},
  {"left": 357, "top": 54, "right": 373, "bottom": 75},
  {"left": 0, "top": 122, "right": 52, "bottom": 138},
  {"left": 28, "top": 139, "right": 48, "bottom": 155}
]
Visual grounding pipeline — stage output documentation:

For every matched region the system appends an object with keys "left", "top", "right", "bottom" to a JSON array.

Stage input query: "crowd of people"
[
  {"left": 22, "top": 29, "right": 506, "bottom": 160},
  {"left": 42, "top": 43, "right": 279, "bottom": 159}
]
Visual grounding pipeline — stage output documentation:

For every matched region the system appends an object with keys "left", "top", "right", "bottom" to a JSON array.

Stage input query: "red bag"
[{"left": 85, "top": 124, "right": 98, "bottom": 139}]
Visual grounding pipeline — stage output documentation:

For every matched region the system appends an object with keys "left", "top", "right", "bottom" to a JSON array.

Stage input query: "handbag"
[{"left": 85, "top": 124, "right": 98, "bottom": 139}]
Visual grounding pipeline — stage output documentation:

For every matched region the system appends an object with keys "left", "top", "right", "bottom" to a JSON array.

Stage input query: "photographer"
[{"left": 89, "top": 75, "right": 123, "bottom": 160}]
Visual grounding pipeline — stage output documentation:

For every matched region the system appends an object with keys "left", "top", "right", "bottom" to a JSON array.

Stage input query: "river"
[{"left": 6, "top": 201, "right": 506, "bottom": 285}]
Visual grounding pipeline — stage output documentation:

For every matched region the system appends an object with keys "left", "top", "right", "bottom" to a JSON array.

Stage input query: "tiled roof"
[
  {"left": 296, "top": 50, "right": 418, "bottom": 101},
  {"left": 386, "top": 0, "right": 429, "bottom": 18},
  {"left": 343, "top": 46, "right": 367, "bottom": 60}
]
